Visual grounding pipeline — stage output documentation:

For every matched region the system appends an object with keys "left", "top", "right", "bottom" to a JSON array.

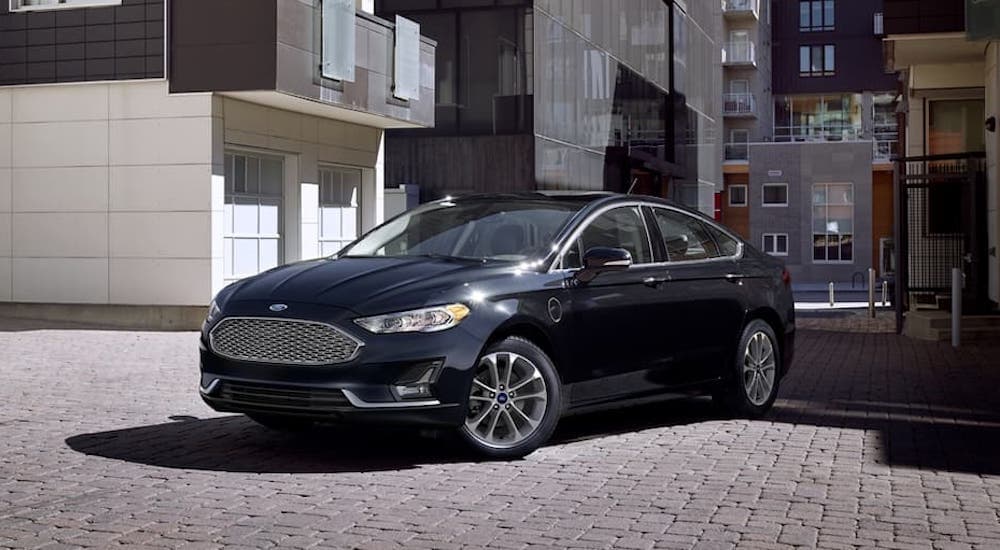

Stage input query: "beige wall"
[
  {"left": 0, "top": 81, "right": 216, "bottom": 306},
  {"left": 0, "top": 82, "right": 388, "bottom": 308}
]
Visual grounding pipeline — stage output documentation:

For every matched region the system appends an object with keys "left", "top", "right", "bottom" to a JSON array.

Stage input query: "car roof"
[{"left": 439, "top": 191, "right": 695, "bottom": 213}]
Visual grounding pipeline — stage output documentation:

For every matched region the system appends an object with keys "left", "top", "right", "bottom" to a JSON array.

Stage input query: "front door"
[{"left": 561, "top": 206, "right": 668, "bottom": 405}]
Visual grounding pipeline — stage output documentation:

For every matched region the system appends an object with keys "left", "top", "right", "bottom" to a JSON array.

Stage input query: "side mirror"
[{"left": 576, "top": 247, "right": 632, "bottom": 283}]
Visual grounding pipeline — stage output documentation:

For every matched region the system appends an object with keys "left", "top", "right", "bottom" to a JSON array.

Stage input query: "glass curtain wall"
[
  {"left": 534, "top": 0, "right": 671, "bottom": 193},
  {"left": 378, "top": 0, "right": 533, "bottom": 136}
]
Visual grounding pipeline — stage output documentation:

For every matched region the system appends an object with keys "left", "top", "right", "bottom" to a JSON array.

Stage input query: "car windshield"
[{"left": 340, "top": 199, "right": 584, "bottom": 262}]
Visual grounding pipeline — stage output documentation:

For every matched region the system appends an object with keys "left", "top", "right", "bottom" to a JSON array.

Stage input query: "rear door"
[{"left": 646, "top": 207, "right": 748, "bottom": 386}]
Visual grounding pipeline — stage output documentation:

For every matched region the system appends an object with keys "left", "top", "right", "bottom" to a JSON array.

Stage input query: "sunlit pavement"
[{"left": 1, "top": 319, "right": 999, "bottom": 549}]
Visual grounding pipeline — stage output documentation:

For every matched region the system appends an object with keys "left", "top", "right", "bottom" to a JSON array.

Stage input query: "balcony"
[
  {"left": 723, "top": 41, "right": 756, "bottom": 68},
  {"left": 725, "top": 142, "right": 750, "bottom": 162},
  {"left": 723, "top": 0, "right": 758, "bottom": 20},
  {"left": 723, "top": 93, "right": 757, "bottom": 117}
]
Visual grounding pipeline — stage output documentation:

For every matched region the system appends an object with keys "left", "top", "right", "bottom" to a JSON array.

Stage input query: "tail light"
[{"left": 781, "top": 268, "right": 792, "bottom": 288}]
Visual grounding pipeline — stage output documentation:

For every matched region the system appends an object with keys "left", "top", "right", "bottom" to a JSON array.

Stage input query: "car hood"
[{"left": 224, "top": 256, "right": 510, "bottom": 315}]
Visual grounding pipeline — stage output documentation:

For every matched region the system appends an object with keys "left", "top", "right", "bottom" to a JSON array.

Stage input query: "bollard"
[
  {"left": 882, "top": 280, "right": 888, "bottom": 306},
  {"left": 952, "top": 268, "right": 962, "bottom": 348},
  {"left": 868, "top": 268, "right": 877, "bottom": 318},
  {"left": 829, "top": 282, "right": 835, "bottom": 308}
]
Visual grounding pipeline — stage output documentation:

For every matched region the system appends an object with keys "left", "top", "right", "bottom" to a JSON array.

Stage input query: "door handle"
[
  {"left": 643, "top": 276, "right": 669, "bottom": 288},
  {"left": 725, "top": 273, "right": 745, "bottom": 284}
]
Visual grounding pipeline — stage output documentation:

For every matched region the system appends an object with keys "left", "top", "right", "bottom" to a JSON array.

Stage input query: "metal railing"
[
  {"left": 723, "top": 93, "right": 757, "bottom": 116},
  {"left": 723, "top": 41, "right": 756, "bottom": 65},
  {"left": 724, "top": 142, "right": 749, "bottom": 161}
]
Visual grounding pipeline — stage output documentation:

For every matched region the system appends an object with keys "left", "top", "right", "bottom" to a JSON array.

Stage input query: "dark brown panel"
[
  {"left": 772, "top": 0, "right": 898, "bottom": 95},
  {"left": 884, "top": 0, "right": 965, "bottom": 35},
  {"left": 168, "top": 0, "right": 276, "bottom": 93},
  {"left": 0, "top": 0, "right": 164, "bottom": 85}
]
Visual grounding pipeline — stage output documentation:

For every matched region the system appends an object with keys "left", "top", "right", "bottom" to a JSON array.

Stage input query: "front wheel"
[
  {"left": 714, "top": 319, "right": 781, "bottom": 418},
  {"left": 458, "top": 337, "right": 562, "bottom": 459}
]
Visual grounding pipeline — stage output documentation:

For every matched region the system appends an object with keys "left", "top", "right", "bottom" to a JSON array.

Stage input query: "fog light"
[{"left": 392, "top": 361, "right": 441, "bottom": 400}]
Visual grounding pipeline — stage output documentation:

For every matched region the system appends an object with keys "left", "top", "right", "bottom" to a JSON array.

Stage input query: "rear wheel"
[
  {"left": 714, "top": 319, "right": 781, "bottom": 418},
  {"left": 246, "top": 413, "right": 316, "bottom": 432},
  {"left": 458, "top": 337, "right": 562, "bottom": 459}
]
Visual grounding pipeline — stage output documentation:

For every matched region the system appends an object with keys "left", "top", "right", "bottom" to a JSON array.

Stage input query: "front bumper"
[{"left": 198, "top": 312, "right": 487, "bottom": 428}]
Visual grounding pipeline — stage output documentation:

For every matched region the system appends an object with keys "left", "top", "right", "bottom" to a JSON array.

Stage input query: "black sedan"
[{"left": 199, "top": 193, "right": 795, "bottom": 458}]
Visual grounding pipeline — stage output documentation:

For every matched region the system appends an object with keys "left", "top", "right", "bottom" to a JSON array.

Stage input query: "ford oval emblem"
[{"left": 269, "top": 304, "right": 289, "bottom": 312}]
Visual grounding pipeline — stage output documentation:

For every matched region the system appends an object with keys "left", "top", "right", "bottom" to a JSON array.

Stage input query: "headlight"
[
  {"left": 203, "top": 300, "right": 222, "bottom": 330},
  {"left": 354, "top": 304, "right": 470, "bottom": 334}
]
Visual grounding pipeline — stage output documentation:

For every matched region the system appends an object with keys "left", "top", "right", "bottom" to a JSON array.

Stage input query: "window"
[
  {"left": 762, "top": 234, "right": 789, "bottom": 256},
  {"left": 563, "top": 207, "right": 653, "bottom": 269},
  {"left": 774, "top": 94, "right": 863, "bottom": 142},
  {"left": 728, "top": 184, "right": 748, "bottom": 207},
  {"left": 319, "top": 166, "right": 362, "bottom": 257},
  {"left": 799, "top": 0, "right": 834, "bottom": 31},
  {"left": 10, "top": 0, "right": 120, "bottom": 11},
  {"left": 652, "top": 209, "right": 723, "bottom": 262},
  {"left": 762, "top": 183, "right": 788, "bottom": 207},
  {"left": 812, "top": 183, "right": 854, "bottom": 263},
  {"left": 224, "top": 152, "right": 284, "bottom": 282},
  {"left": 799, "top": 45, "right": 834, "bottom": 76}
]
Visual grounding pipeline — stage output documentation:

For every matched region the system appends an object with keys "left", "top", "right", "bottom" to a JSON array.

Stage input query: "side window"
[
  {"left": 562, "top": 207, "right": 652, "bottom": 268},
  {"left": 652, "top": 209, "right": 722, "bottom": 261},
  {"left": 705, "top": 224, "right": 740, "bottom": 257}
]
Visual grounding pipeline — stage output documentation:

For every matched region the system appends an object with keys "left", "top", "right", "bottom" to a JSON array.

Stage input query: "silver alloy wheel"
[
  {"left": 464, "top": 352, "right": 548, "bottom": 449},
  {"left": 743, "top": 331, "right": 777, "bottom": 406}
]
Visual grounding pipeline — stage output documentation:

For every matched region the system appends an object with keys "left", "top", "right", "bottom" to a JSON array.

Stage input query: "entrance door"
[{"left": 223, "top": 152, "right": 284, "bottom": 283}]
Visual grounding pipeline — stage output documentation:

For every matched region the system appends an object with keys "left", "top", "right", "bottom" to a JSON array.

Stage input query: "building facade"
[
  {"left": 883, "top": 0, "right": 998, "bottom": 313},
  {"left": 720, "top": 0, "right": 899, "bottom": 287},
  {"left": 374, "top": 0, "right": 721, "bottom": 214},
  {"left": 0, "top": 0, "right": 436, "bottom": 327}
]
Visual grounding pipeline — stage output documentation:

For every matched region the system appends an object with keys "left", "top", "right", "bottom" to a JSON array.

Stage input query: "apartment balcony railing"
[
  {"left": 723, "top": 0, "right": 758, "bottom": 19},
  {"left": 723, "top": 41, "right": 756, "bottom": 67},
  {"left": 725, "top": 142, "right": 750, "bottom": 161},
  {"left": 723, "top": 93, "right": 757, "bottom": 117}
]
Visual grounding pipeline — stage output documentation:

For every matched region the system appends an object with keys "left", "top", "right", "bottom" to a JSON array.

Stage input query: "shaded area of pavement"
[{"left": 2, "top": 326, "right": 1000, "bottom": 548}]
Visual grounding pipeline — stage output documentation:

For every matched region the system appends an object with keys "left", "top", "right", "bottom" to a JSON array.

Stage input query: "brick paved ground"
[{"left": 1, "top": 319, "right": 999, "bottom": 549}]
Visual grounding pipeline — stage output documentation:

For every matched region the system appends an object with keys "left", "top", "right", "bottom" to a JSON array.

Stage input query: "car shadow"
[{"left": 65, "top": 399, "right": 721, "bottom": 474}]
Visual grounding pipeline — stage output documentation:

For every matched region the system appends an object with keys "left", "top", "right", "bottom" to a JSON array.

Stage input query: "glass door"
[{"left": 223, "top": 152, "right": 284, "bottom": 283}]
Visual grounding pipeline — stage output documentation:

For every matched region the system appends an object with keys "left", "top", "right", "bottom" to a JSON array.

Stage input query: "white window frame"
[
  {"left": 318, "top": 164, "right": 363, "bottom": 257},
  {"left": 762, "top": 233, "right": 789, "bottom": 256},
  {"left": 812, "top": 182, "right": 855, "bottom": 264},
  {"left": 10, "top": 0, "right": 120, "bottom": 11},
  {"left": 728, "top": 184, "right": 748, "bottom": 207},
  {"left": 762, "top": 183, "right": 789, "bottom": 207},
  {"left": 223, "top": 151, "right": 285, "bottom": 283}
]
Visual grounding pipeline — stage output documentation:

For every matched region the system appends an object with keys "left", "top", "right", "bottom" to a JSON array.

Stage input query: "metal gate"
[{"left": 894, "top": 153, "right": 989, "bottom": 332}]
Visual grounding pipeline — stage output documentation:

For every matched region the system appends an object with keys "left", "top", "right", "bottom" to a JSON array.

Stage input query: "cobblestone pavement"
[
  {"left": 795, "top": 310, "right": 897, "bottom": 334},
  {"left": 1, "top": 320, "right": 1000, "bottom": 549}
]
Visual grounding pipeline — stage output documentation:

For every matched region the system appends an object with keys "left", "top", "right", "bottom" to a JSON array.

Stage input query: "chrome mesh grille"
[{"left": 210, "top": 317, "right": 362, "bottom": 365}]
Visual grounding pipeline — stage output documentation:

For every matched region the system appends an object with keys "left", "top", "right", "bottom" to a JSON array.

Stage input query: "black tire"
[
  {"left": 714, "top": 319, "right": 781, "bottom": 418},
  {"left": 246, "top": 413, "right": 316, "bottom": 432},
  {"left": 458, "top": 337, "right": 562, "bottom": 459}
]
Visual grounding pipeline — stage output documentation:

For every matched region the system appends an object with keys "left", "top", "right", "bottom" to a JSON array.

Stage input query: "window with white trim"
[
  {"left": 10, "top": 0, "right": 120, "bottom": 11},
  {"left": 812, "top": 183, "right": 854, "bottom": 263},
  {"left": 762, "top": 183, "right": 788, "bottom": 207},
  {"left": 224, "top": 152, "right": 284, "bottom": 283},
  {"left": 319, "top": 166, "right": 362, "bottom": 257},
  {"left": 728, "top": 184, "right": 748, "bottom": 207},
  {"left": 762, "top": 233, "right": 789, "bottom": 256}
]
